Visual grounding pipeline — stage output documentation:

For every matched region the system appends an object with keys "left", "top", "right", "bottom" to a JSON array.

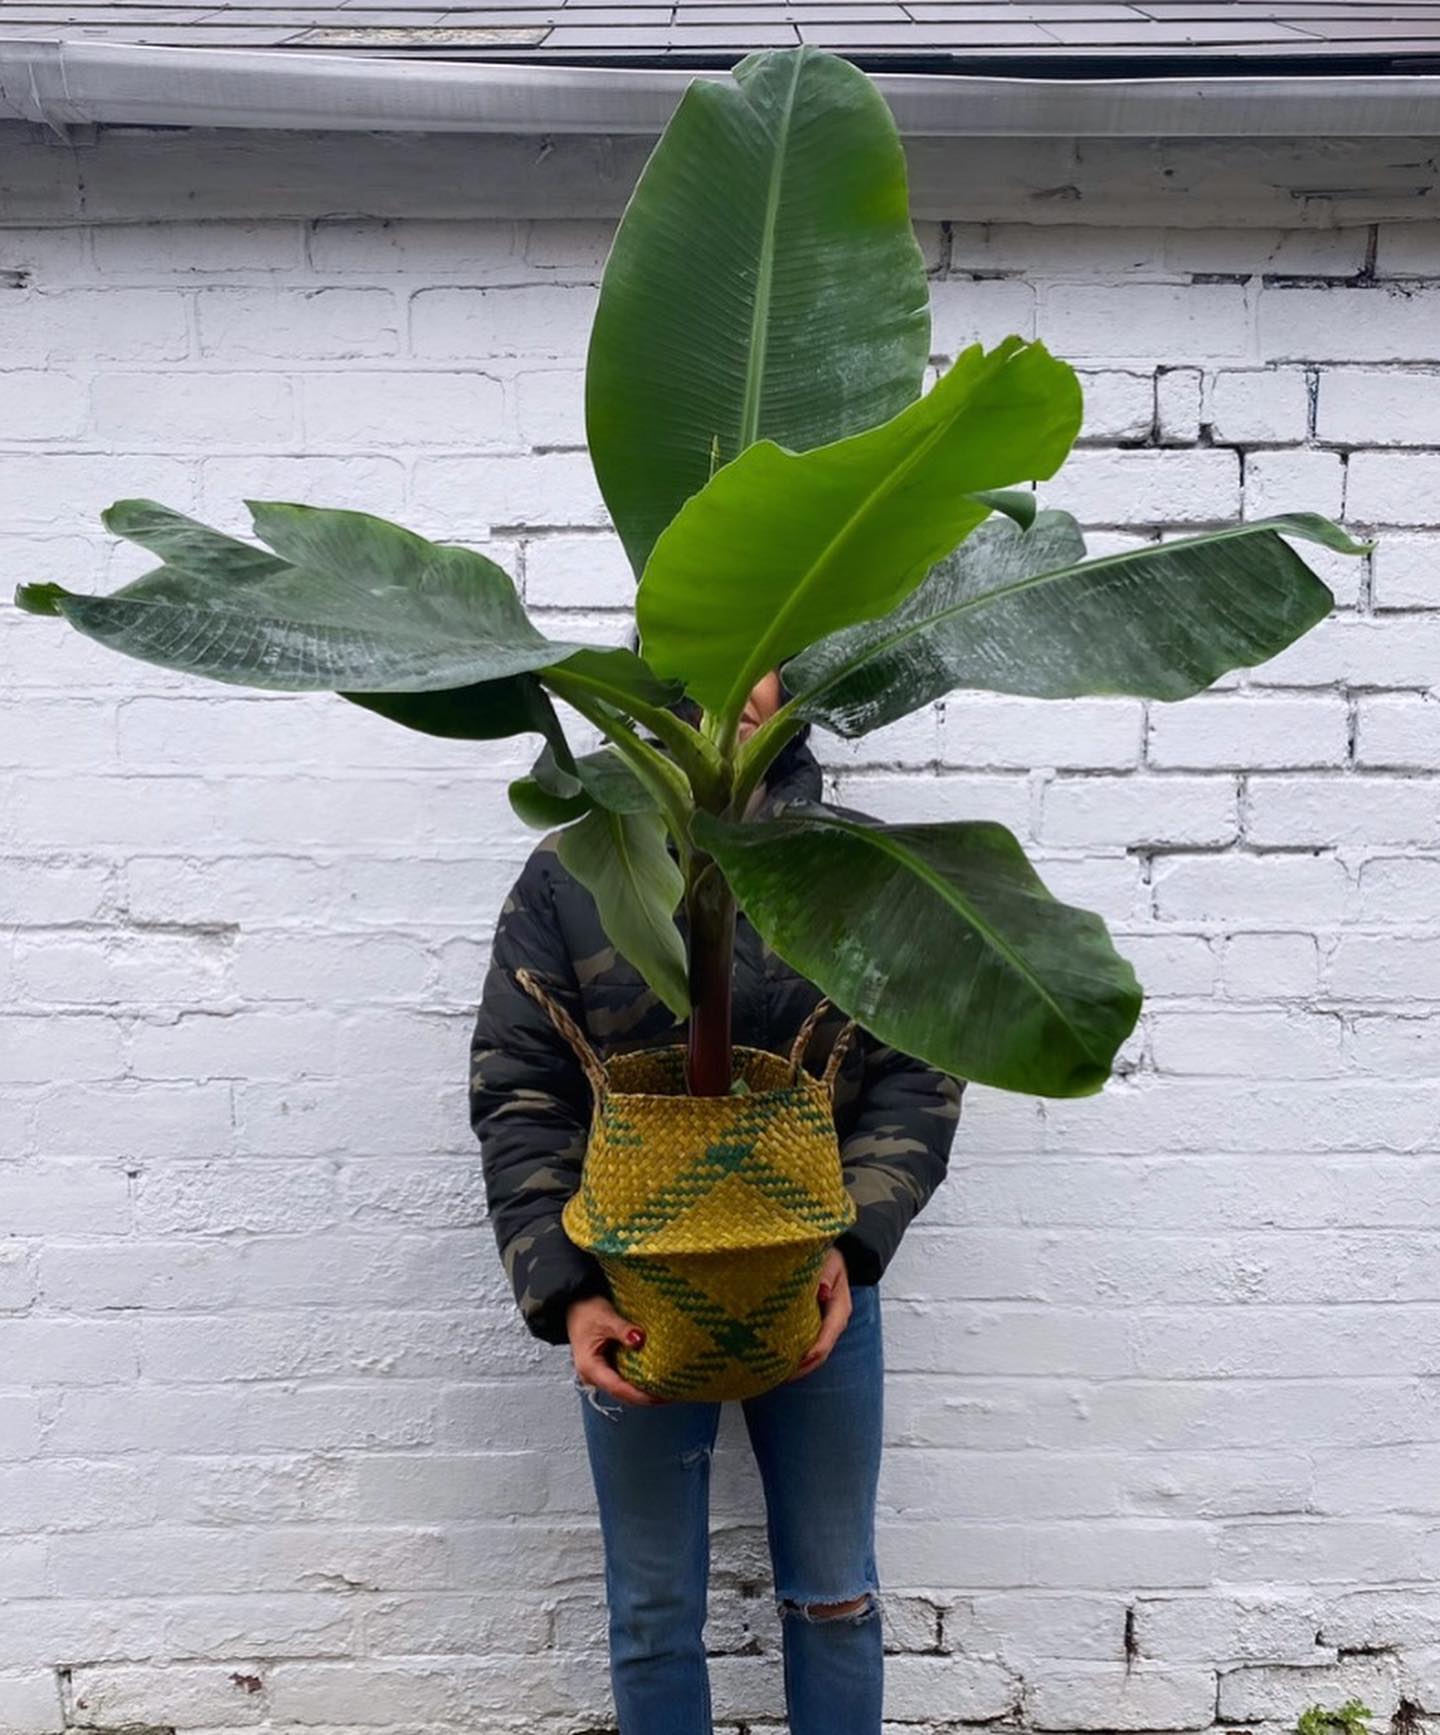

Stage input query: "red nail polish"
[
  {"left": 626, "top": 1329, "right": 644, "bottom": 1347},
  {"left": 818, "top": 1284, "right": 832, "bottom": 1304}
]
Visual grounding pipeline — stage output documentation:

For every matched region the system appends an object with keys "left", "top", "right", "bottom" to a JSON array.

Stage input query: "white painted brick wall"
[{"left": 3, "top": 118, "right": 1440, "bottom": 1735}]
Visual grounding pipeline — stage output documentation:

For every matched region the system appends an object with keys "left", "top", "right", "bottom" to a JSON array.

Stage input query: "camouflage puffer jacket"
[{"left": 468, "top": 739, "right": 965, "bottom": 1347}]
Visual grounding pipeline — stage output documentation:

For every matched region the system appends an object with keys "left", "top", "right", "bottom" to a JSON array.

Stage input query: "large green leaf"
[
  {"left": 586, "top": 44, "right": 930, "bottom": 578},
  {"left": 636, "top": 338, "right": 1083, "bottom": 723},
  {"left": 970, "top": 488, "right": 1039, "bottom": 531},
  {"left": 540, "top": 644, "right": 685, "bottom": 713},
  {"left": 342, "top": 671, "right": 564, "bottom": 742},
  {"left": 99, "top": 500, "right": 652, "bottom": 743},
  {"left": 96, "top": 501, "right": 672, "bottom": 711},
  {"left": 14, "top": 500, "right": 669, "bottom": 703},
  {"left": 557, "top": 807, "right": 689, "bottom": 1019},
  {"left": 509, "top": 744, "right": 657, "bottom": 829},
  {"left": 694, "top": 801, "right": 1141, "bottom": 1097},
  {"left": 784, "top": 510, "right": 1366, "bottom": 737},
  {"left": 104, "top": 496, "right": 286, "bottom": 579},
  {"left": 249, "top": 503, "right": 681, "bottom": 711}
]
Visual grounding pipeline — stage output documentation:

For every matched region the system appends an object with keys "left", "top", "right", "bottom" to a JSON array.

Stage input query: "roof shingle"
[{"left": 1, "top": 0, "right": 1438, "bottom": 67}]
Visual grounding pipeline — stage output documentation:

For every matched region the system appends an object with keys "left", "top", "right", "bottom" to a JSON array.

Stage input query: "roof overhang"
[{"left": 2, "top": 37, "right": 1440, "bottom": 138}]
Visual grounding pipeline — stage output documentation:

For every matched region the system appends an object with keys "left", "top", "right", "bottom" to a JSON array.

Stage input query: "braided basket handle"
[
  {"left": 514, "top": 967, "right": 610, "bottom": 1105},
  {"left": 516, "top": 965, "right": 857, "bottom": 1103},
  {"left": 788, "top": 997, "right": 860, "bottom": 1099}
]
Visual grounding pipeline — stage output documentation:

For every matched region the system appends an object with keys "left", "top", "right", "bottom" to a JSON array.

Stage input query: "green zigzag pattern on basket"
[
  {"left": 616, "top": 1243, "right": 830, "bottom": 1395},
  {"left": 583, "top": 1092, "right": 850, "bottom": 1256}
]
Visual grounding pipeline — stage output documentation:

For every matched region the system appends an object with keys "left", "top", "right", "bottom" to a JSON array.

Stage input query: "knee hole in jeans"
[{"left": 778, "top": 1590, "right": 880, "bottom": 1624}]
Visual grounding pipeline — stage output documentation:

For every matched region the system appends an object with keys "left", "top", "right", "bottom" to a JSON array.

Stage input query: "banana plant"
[{"left": 13, "top": 45, "right": 1364, "bottom": 1100}]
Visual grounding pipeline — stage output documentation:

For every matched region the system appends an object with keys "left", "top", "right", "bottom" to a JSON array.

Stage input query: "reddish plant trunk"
[{"left": 684, "top": 854, "right": 736, "bottom": 1095}]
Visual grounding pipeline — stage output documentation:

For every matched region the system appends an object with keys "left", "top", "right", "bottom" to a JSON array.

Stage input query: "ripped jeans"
[{"left": 575, "top": 1280, "right": 883, "bottom": 1735}]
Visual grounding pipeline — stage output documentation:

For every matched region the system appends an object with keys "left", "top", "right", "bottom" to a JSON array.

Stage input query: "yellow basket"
[{"left": 515, "top": 968, "right": 858, "bottom": 1402}]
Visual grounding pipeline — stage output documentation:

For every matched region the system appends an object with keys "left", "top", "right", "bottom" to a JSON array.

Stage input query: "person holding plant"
[
  {"left": 468, "top": 661, "right": 965, "bottom": 1735},
  {"left": 12, "top": 36, "right": 1357, "bottom": 1735}
]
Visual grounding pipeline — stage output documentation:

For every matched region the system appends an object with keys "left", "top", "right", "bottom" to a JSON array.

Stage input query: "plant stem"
[
  {"left": 684, "top": 853, "right": 736, "bottom": 1095},
  {"left": 544, "top": 670, "right": 741, "bottom": 1093},
  {"left": 539, "top": 682, "right": 696, "bottom": 858},
  {"left": 731, "top": 699, "right": 804, "bottom": 817},
  {"left": 542, "top": 662, "right": 723, "bottom": 801}
]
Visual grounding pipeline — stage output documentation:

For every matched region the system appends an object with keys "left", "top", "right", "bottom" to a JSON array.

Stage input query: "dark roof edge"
[{"left": 3, "top": 38, "right": 1440, "bottom": 138}]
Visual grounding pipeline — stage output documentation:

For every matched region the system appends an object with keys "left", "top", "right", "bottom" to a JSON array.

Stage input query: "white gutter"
[{"left": 1, "top": 37, "right": 1439, "bottom": 138}]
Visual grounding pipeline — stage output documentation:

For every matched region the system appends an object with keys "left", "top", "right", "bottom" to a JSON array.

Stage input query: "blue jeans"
[{"left": 575, "top": 1280, "right": 884, "bottom": 1735}]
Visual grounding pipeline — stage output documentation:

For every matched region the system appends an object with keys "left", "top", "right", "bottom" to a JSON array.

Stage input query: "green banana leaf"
[
  {"left": 15, "top": 500, "right": 675, "bottom": 712},
  {"left": 970, "top": 488, "right": 1039, "bottom": 530},
  {"left": 250, "top": 505, "right": 682, "bottom": 713},
  {"left": 637, "top": 337, "right": 1083, "bottom": 724},
  {"left": 342, "top": 672, "right": 565, "bottom": 743},
  {"left": 784, "top": 510, "right": 1366, "bottom": 737},
  {"left": 694, "top": 800, "right": 1141, "bottom": 1096},
  {"left": 557, "top": 807, "right": 689, "bottom": 1019},
  {"left": 542, "top": 644, "right": 685, "bottom": 712},
  {"left": 98, "top": 501, "right": 571, "bottom": 732},
  {"left": 509, "top": 744, "right": 657, "bottom": 829},
  {"left": 586, "top": 44, "right": 930, "bottom": 578},
  {"left": 103, "top": 496, "right": 288, "bottom": 578}
]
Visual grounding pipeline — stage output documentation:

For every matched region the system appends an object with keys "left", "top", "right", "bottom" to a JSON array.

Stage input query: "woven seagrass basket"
[{"left": 515, "top": 967, "right": 859, "bottom": 1402}]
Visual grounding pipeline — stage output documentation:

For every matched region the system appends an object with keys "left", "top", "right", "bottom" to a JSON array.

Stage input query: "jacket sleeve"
[
  {"left": 832, "top": 1034, "right": 964, "bottom": 1287},
  {"left": 469, "top": 848, "right": 612, "bottom": 1346}
]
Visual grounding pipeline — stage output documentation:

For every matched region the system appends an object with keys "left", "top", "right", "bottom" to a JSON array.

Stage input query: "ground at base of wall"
[
  {"left": 42, "top": 1715, "right": 1440, "bottom": 1735},
  {"left": 503, "top": 1721, "right": 1440, "bottom": 1735}
]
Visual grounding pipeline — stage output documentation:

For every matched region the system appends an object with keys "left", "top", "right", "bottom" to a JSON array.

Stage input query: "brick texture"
[{"left": 3, "top": 123, "right": 1440, "bottom": 1735}]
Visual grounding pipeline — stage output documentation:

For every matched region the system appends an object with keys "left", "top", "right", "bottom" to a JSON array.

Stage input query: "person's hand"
[
  {"left": 567, "top": 1294, "right": 666, "bottom": 1406},
  {"left": 787, "top": 1245, "right": 851, "bottom": 1381}
]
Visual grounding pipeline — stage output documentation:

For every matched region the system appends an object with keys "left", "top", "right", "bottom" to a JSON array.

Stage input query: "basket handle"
[
  {"left": 788, "top": 997, "right": 860, "bottom": 1099},
  {"left": 514, "top": 967, "right": 610, "bottom": 1105},
  {"left": 516, "top": 965, "right": 857, "bottom": 1103}
]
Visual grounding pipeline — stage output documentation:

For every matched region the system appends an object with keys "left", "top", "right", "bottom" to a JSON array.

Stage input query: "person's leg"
[
  {"left": 741, "top": 1281, "right": 885, "bottom": 1735},
  {"left": 576, "top": 1372, "right": 722, "bottom": 1735}
]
